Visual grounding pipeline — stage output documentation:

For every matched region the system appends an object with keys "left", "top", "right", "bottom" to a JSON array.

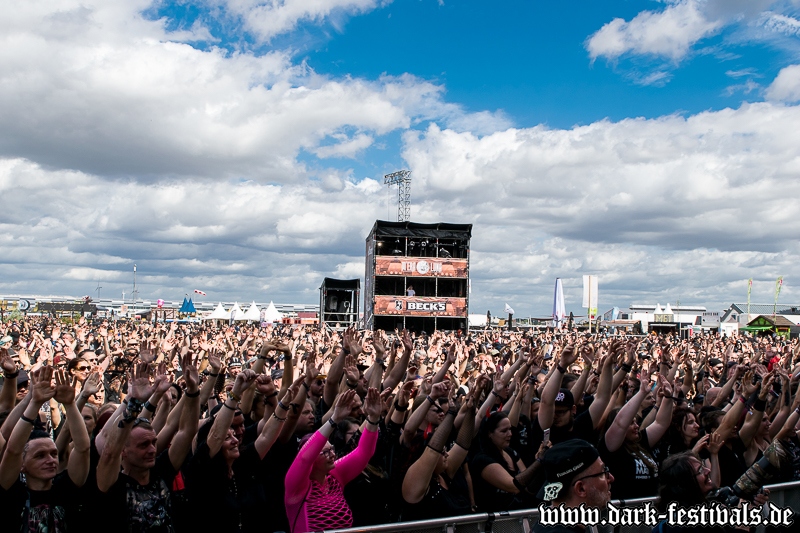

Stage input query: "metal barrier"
[{"left": 325, "top": 481, "right": 800, "bottom": 533}]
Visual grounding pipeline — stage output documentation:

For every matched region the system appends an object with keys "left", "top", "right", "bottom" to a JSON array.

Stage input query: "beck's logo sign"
[{"left": 406, "top": 301, "right": 447, "bottom": 311}]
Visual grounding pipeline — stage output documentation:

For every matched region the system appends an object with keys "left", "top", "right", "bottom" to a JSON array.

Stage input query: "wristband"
[
  {"left": 264, "top": 391, "right": 278, "bottom": 399},
  {"left": 367, "top": 417, "right": 380, "bottom": 426},
  {"left": 512, "top": 477, "right": 526, "bottom": 492},
  {"left": 346, "top": 381, "right": 357, "bottom": 389},
  {"left": 425, "top": 443, "right": 445, "bottom": 456},
  {"left": 4, "top": 371, "right": 19, "bottom": 379},
  {"left": 426, "top": 395, "right": 436, "bottom": 405},
  {"left": 621, "top": 363, "right": 632, "bottom": 373},
  {"left": 489, "top": 390, "right": 497, "bottom": 396},
  {"left": 289, "top": 402, "right": 300, "bottom": 414},
  {"left": 272, "top": 413, "right": 287, "bottom": 421},
  {"left": 20, "top": 414, "right": 36, "bottom": 424},
  {"left": 301, "top": 382, "right": 310, "bottom": 392},
  {"left": 257, "top": 355, "right": 268, "bottom": 360},
  {"left": 228, "top": 391, "right": 242, "bottom": 403},
  {"left": 328, "top": 418, "right": 338, "bottom": 428},
  {"left": 184, "top": 389, "right": 200, "bottom": 398},
  {"left": 556, "top": 365, "right": 566, "bottom": 374},
  {"left": 143, "top": 401, "right": 157, "bottom": 412},
  {"left": 393, "top": 401, "right": 408, "bottom": 412},
  {"left": 277, "top": 401, "right": 289, "bottom": 411},
  {"left": 753, "top": 397, "right": 767, "bottom": 412},
  {"left": 207, "top": 372, "right": 219, "bottom": 377},
  {"left": 222, "top": 401, "right": 237, "bottom": 410}
]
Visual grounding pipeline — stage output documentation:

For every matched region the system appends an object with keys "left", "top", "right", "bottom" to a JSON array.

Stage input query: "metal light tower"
[{"left": 384, "top": 170, "right": 411, "bottom": 222}]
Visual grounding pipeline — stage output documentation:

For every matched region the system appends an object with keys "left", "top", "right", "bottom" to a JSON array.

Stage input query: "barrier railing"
[{"left": 324, "top": 480, "right": 800, "bottom": 533}]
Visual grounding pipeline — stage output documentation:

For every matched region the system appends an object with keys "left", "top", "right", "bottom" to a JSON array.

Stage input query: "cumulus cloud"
[
  {"left": 220, "top": 0, "right": 386, "bottom": 42},
  {"left": 586, "top": 0, "right": 723, "bottom": 61},
  {"left": 765, "top": 64, "right": 800, "bottom": 101}
]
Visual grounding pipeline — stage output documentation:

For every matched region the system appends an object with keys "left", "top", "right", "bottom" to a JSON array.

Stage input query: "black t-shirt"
[
  {"left": 182, "top": 441, "right": 267, "bottom": 532},
  {"left": 529, "top": 409, "right": 598, "bottom": 453},
  {"left": 260, "top": 435, "right": 301, "bottom": 533},
  {"left": 95, "top": 450, "right": 178, "bottom": 533},
  {"left": 716, "top": 438, "right": 747, "bottom": 488},
  {"left": 0, "top": 473, "right": 81, "bottom": 533},
  {"left": 470, "top": 447, "right": 523, "bottom": 512},
  {"left": 403, "top": 473, "right": 472, "bottom": 521},
  {"left": 599, "top": 430, "right": 659, "bottom": 500}
]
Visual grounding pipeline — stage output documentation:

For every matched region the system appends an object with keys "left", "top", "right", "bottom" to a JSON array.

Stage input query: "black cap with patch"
[
  {"left": 554, "top": 388, "right": 574, "bottom": 408},
  {"left": 536, "top": 439, "right": 599, "bottom": 501}
]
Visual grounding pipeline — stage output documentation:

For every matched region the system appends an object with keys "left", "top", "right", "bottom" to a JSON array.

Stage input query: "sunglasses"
[{"left": 76, "top": 366, "right": 91, "bottom": 371}]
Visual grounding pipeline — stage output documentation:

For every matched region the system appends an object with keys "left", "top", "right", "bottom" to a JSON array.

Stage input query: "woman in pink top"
[{"left": 285, "top": 388, "right": 381, "bottom": 533}]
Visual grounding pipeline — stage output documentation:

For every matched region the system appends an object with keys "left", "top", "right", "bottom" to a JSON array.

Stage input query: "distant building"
[{"left": 628, "top": 303, "right": 707, "bottom": 334}]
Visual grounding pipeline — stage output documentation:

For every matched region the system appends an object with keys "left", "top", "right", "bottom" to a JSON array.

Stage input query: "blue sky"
[{"left": 2, "top": 0, "right": 800, "bottom": 316}]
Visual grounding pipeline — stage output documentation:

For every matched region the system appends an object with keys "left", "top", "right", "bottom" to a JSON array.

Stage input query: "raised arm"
[
  {"left": 588, "top": 350, "right": 615, "bottom": 428},
  {"left": 206, "top": 371, "right": 255, "bottom": 457},
  {"left": 382, "top": 329, "right": 413, "bottom": 393},
  {"left": 323, "top": 328, "right": 351, "bottom": 407},
  {"left": 53, "top": 369, "right": 91, "bottom": 486},
  {"left": 0, "top": 349, "right": 18, "bottom": 414},
  {"left": 605, "top": 366, "right": 652, "bottom": 452},
  {"left": 401, "top": 381, "right": 448, "bottom": 447},
  {"left": 167, "top": 351, "right": 201, "bottom": 470},
  {"left": 539, "top": 344, "right": 577, "bottom": 430},
  {"left": 403, "top": 403, "right": 456, "bottom": 504},
  {"left": 740, "top": 373, "right": 774, "bottom": 447},
  {"left": 96, "top": 363, "right": 155, "bottom": 492},
  {"left": 0, "top": 367, "right": 55, "bottom": 490},
  {"left": 645, "top": 375, "right": 676, "bottom": 448},
  {"left": 332, "top": 388, "right": 380, "bottom": 486}
]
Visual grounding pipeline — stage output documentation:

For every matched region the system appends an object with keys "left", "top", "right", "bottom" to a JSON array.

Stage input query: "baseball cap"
[
  {"left": 271, "top": 369, "right": 284, "bottom": 380},
  {"left": 554, "top": 388, "right": 574, "bottom": 408},
  {"left": 228, "top": 357, "right": 242, "bottom": 368},
  {"left": 536, "top": 439, "right": 600, "bottom": 501}
]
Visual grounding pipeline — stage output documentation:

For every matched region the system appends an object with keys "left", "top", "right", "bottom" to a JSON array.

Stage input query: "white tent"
[
  {"left": 205, "top": 303, "right": 229, "bottom": 320},
  {"left": 263, "top": 301, "right": 283, "bottom": 322},
  {"left": 229, "top": 302, "right": 245, "bottom": 321},
  {"left": 242, "top": 301, "right": 261, "bottom": 322}
]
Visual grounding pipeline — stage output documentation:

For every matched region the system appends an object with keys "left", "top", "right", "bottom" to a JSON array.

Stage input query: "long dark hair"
[
  {"left": 657, "top": 451, "right": 707, "bottom": 512},
  {"left": 663, "top": 407, "right": 697, "bottom": 454},
  {"left": 477, "top": 411, "right": 510, "bottom": 462},
  {"left": 603, "top": 408, "right": 657, "bottom": 475}
]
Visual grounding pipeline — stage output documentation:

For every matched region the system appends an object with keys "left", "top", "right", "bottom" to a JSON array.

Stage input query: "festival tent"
[
  {"left": 242, "top": 302, "right": 261, "bottom": 322},
  {"left": 205, "top": 303, "right": 229, "bottom": 320},
  {"left": 179, "top": 298, "right": 197, "bottom": 314},
  {"left": 263, "top": 301, "right": 283, "bottom": 322},
  {"left": 229, "top": 302, "right": 245, "bottom": 321}
]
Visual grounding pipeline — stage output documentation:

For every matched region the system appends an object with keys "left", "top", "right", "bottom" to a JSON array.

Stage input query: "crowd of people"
[{"left": 1, "top": 316, "right": 799, "bottom": 532}]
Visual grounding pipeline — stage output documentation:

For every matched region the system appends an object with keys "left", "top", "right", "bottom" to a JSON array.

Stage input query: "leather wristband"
[
  {"left": 393, "top": 401, "right": 408, "bottom": 412},
  {"left": 184, "top": 389, "right": 200, "bottom": 398},
  {"left": 20, "top": 414, "right": 35, "bottom": 424},
  {"left": 556, "top": 365, "right": 566, "bottom": 374}
]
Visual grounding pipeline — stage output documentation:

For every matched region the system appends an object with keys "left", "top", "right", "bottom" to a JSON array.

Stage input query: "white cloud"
[
  {"left": 586, "top": 0, "right": 722, "bottom": 61},
  {"left": 765, "top": 64, "right": 800, "bottom": 101},
  {"left": 220, "top": 0, "right": 387, "bottom": 42}
]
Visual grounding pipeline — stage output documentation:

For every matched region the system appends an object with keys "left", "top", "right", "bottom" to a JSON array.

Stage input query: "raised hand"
[
  {"left": 429, "top": 380, "right": 450, "bottom": 400},
  {"left": 395, "top": 380, "right": 416, "bottom": 409},
  {"left": 31, "top": 366, "right": 56, "bottom": 404},
  {"left": 129, "top": 362, "right": 155, "bottom": 401},
  {"left": 232, "top": 369, "right": 256, "bottom": 398},
  {"left": 82, "top": 371, "right": 102, "bottom": 399},
  {"left": 402, "top": 329, "right": 413, "bottom": 353},
  {"left": 333, "top": 389, "right": 358, "bottom": 421},
  {"left": 343, "top": 355, "right": 359, "bottom": 384},
  {"left": 179, "top": 349, "right": 200, "bottom": 394},
  {"left": 0, "top": 348, "right": 17, "bottom": 374},
  {"left": 139, "top": 338, "right": 157, "bottom": 364},
  {"left": 53, "top": 369, "right": 78, "bottom": 405},
  {"left": 363, "top": 387, "right": 382, "bottom": 421},
  {"left": 372, "top": 334, "right": 386, "bottom": 361},
  {"left": 153, "top": 363, "right": 172, "bottom": 395},
  {"left": 560, "top": 344, "right": 578, "bottom": 367},
  {"left": 255, "top": 374, "right": 276, "bottom": 397}
]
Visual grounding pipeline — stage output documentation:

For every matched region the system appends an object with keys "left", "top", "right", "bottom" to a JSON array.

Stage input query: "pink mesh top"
[{"left": 285, "top": 427, "right": 378, "bottom": 533}]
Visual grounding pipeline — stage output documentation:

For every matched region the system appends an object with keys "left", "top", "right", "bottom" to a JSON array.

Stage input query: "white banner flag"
[
  {"left": 582, "top": 275, "right": 598, "bottom": 309},
  {"left": 504, "top": 303, "right": 515, "bottom": 315}
]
